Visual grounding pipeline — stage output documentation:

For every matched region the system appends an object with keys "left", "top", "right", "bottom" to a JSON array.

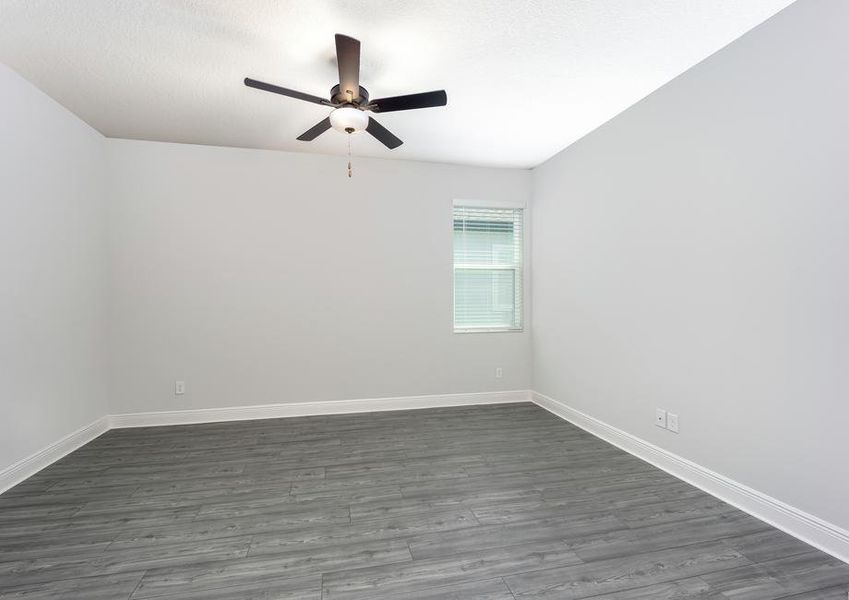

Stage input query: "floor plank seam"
[
  {"left": 126, "top": 570, "right": 146, "bottom": 600},
  {"left": 501, "top": 575, "right": 519, "bottom": 600}
]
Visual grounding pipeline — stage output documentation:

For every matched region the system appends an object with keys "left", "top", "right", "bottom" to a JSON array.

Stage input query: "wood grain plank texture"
[{"left": 0, "top": 403, "right": 845, "bottom": 599}]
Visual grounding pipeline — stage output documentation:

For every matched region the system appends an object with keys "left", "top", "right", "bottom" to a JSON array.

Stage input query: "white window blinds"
[{"left": 453, "top": 205, "right": 523, "bottom": 332}]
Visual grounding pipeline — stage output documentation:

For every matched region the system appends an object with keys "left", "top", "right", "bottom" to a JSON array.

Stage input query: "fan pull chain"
[{"left": 347, "top": 133, "right": 353, "bottom": 178}]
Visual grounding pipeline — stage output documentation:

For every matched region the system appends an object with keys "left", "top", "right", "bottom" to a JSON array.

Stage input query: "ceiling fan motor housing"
[{"left": 330, "top": 84, "right": 369, "bottom": 106}]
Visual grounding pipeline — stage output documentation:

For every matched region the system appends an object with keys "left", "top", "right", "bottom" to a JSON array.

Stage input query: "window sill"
[{"left": 454, "top": 327, "right": 524, "bottom": 334}]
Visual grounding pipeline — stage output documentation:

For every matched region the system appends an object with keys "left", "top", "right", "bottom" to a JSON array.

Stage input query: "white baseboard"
[
  {"left": 8, "top": 389, "right": 846, "bottom": 566},
  {"left": 2, "top": 391, "right": 529, "bottom": 493},
  {"left": 531, "top": 391, "right": 849, "bottom": 564},
  {"left": 109, "top": 390, "right": 532, "bottom": 428},
  {"left": 0, "top": 416, "right": 110, "bottom": 495}
]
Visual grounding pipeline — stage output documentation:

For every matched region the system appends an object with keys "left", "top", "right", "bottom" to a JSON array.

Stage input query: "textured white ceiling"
[{"left": 0, "top": 0, "right": 795, "bottom": 168}]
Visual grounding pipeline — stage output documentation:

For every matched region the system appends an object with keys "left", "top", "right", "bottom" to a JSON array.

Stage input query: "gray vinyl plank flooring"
[
  {"left": 386, "top": 578, "right": 516, "bottom": 600},
  {"left": 0, "top": 402, "right": 845, "bottom": 599},
  {"left": 503, "top": 541, "right": 752, "bottom": 599}
]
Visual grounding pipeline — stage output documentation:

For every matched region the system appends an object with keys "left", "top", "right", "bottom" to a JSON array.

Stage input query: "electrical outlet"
[
  {"left": 667, "top": 412, "right": 679, "bottom": 433},
  {"left": 655, "top": 408, "right": 667, "bottom": 429},
  {"left": 175, "top": 380, "right": 185, "bottom": 395},
  {"left": 495, "top": 367, "right": 503, "bottom": 379}
]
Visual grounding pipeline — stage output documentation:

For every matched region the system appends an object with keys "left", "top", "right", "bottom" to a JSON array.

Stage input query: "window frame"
[{"left": 452, "top": 200, "right": 525, "bottom": 334}]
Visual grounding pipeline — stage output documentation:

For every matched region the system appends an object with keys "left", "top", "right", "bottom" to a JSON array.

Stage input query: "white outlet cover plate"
[
  {"left": 667, "top": 412, "right": 679, "bottom": 433},
  {"left": 655, "top": 408, "right": 667, "bottom": 428}
]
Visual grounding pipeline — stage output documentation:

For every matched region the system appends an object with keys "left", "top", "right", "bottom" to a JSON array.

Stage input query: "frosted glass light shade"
[{"left": 330, "top": 106, "right": 369, "bottom": 133}]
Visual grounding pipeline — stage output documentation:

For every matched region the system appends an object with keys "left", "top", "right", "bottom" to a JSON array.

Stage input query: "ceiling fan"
[{"left": 244, "top": 34, "right": 448, "bottom": 150}]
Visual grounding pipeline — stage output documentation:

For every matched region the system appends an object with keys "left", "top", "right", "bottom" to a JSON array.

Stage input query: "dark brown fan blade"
[
  {"left": 297, "top": 117, "right": 332, "bottom": 141},
  {"left": 335, "top": 34, "right": 361, "bottom": 101},
  {"left": 369, "top": 90, "right": 447, "bottom": 113},
  {"left": 366, "top": 117, "right": 403, "bottom": 149},
  {"left": 244, "top": 78, "right": 333, "bottom": 106}
]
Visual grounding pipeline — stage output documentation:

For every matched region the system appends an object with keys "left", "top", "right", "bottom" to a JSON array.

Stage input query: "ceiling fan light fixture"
[{"left": 330, "top": 106, "right": 368, "bottom": 134}]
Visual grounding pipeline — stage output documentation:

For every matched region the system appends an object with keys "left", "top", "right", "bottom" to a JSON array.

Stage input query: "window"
[{"left": 453, "top": 203, "right": 523, "bottom": 332}]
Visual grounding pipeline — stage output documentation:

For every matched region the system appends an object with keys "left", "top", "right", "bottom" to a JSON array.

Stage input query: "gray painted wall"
[
  {"left": 0, "top": 64, "right": 109, "bottom": 469},
  {"left": 532, "top": 0, "right": 848, "bottom": 529},
  {"left": 106, "top": 139, "right": 531, "bottom": 413}
]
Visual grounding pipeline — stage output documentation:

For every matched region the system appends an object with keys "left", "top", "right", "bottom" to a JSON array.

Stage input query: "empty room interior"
[{"left": 2, "top": 0, "right": 848, "bottom": 598}]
